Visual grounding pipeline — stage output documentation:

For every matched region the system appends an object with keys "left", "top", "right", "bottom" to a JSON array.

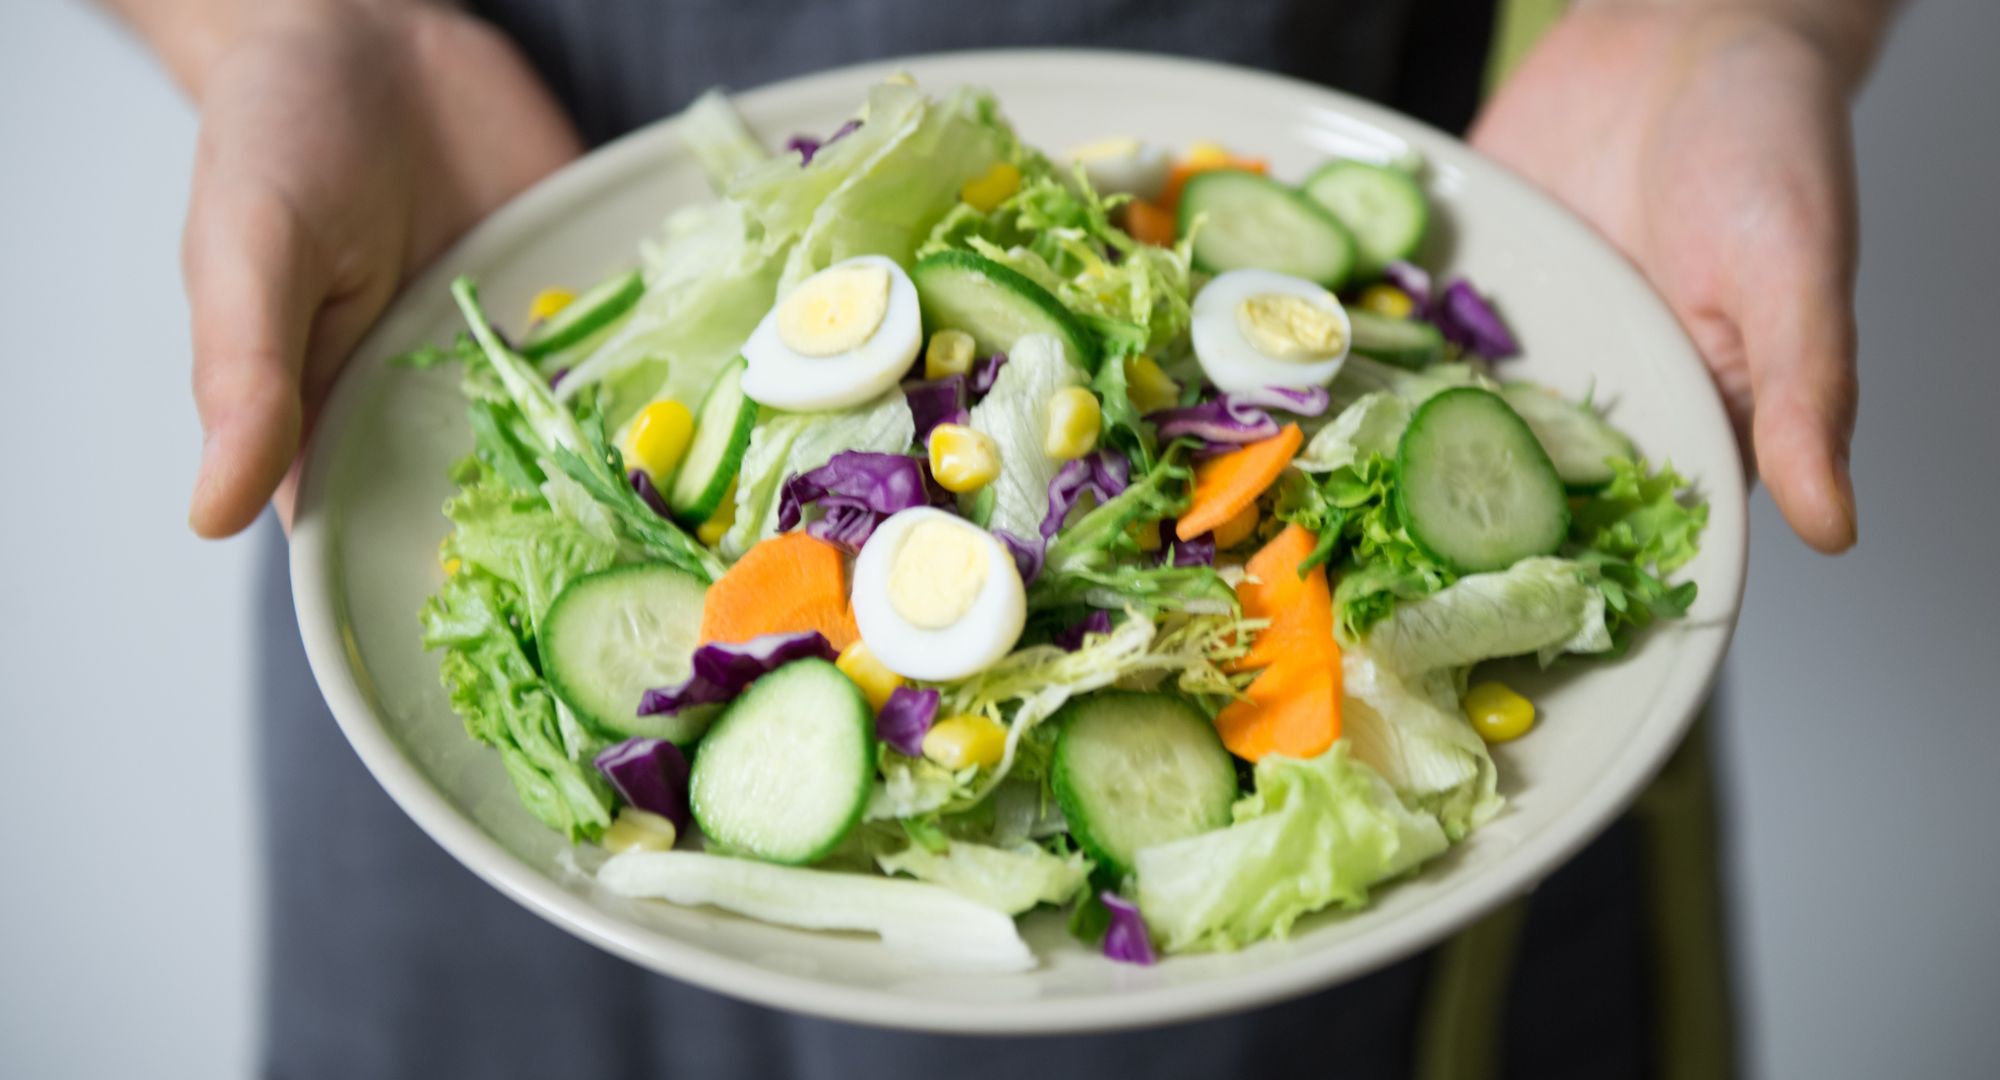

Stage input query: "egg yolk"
[
  {"left": 1235, "top": 293, "right": 1345, "bottom": 363},
  {"left": 776, "top": 264, "right": 891, "bottom": 357},
  {"left": 888, "top": 519, "right": 989, "bottom": 630}
]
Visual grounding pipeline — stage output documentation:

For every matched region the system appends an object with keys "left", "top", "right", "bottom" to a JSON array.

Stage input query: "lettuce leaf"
[
  {"left": 1034, "top": 442, "right": 1237, "bottom": 617},
  {"left": 420, "top": 571, "right": 614, "bottom": 840},
  {"left": 679, "top": 87, "right": 773, "bottom": 190},
  {"left": 1340, "top": 646, "right": 1501, "bottom": 840},
  {"left": 721, "top": 389, "right": 915, "bottom": 558},
  {"left": 1293, "top": 392, "right": 1411, "bottom": 474},
  {"left": 876, "top": 840, "right": 1092, "bottom": 915},
  {"left": 1134, "top": 743, "right": 1448, "bottom": 952},
  {"left": 440, "top": 478, "right": 618, "bottom": 637},
  {"left": 1568, "top": 457, "right": 1708, "bottom": 651},
  {"left": 966, "top": 334, "right": 1084, "bottom": 541},
  {"left": 1362, "top": 556, "right": 1611, "bottom": 675}
]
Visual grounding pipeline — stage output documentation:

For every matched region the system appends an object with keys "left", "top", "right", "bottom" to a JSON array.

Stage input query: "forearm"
[
  {"left": 99, "top": 0, "right": 431, "bottom": 100},
  {"left": 1574, "top": 0, "right": 1905, "bottom": 90}
]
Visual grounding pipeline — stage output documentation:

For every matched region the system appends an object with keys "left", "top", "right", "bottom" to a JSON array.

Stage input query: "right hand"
[{"left": 181, "top": 2, "right": 580, "bottom": 537}]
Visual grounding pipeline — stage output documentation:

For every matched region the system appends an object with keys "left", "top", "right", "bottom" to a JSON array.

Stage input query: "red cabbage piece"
[
  {"left": 1435, "top": 278, "right": 1520, "bottom": 359},
  {"left": 1100, "top": 892, "right": 1157, "bottom": 965},
  {"left": 996, "top": 530, "right": 1044, "bottom": 584},
  {"left": 1382, "top": 260, "right": 1434, "bottom": 310},
  {"left": 549, "top": 366, "right": 571, "bottom": 390},
  {"left": 905, "top": 376, "right": 970, "bottom": 442},
  {"left": 1164, "top": 526, "right": 1215, "bottom": 567},
  {"left": 1148, "top": 386, "right": 1329, "bottom": 446},
  {"left": 786, "top": 119, "right": 861, "bottom": 165},
  {"left": 778, "top": 451, "right": 933, "bottom": 552},
  {"left": 629, "top": 469, "right": 671, "bottom": 519},
  {"left": 637, "top": 631, "right": 837, "bottom": 716},
  {"left": 876, "top": 686, "right": 939, "bottom": 757},
  {"left": 1040, "top": 451, "right": 1132, "bottom": 540},
  {"left": 593, "top": 738, "right": 692, "bottom": 833},
  {"left": 971, "top": 351, "right": 1009, "bottom": 396},
  {"left": 1051, "top": 609, "right": 1113, "bottom": 650}
]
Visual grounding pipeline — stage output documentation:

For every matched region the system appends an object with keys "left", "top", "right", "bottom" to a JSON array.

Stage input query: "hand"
[
  {"left": 177, "top": 2, "right": 580, "bottom": 536},
  {"left": 1472, "top": 4, "right": 1865, "bottom": 552}
]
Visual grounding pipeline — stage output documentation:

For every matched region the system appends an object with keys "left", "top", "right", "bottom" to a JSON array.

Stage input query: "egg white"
[
  {"left": 1066, "top": 138, "right": 1171, "bottom": 201},
  {"left": 1190, "top": 268, "right": 1352, "bottom": 393},
  {"left": 851, "top": 508, "right": 1027, "bottom": 682},
  {"left": 740, "top": 254, "right": 923, "bottom": 411}
]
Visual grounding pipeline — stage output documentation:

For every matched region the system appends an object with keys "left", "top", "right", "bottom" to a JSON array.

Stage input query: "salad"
[{"left": 405, "top": 79, "right": 1707, "bottom": 972}]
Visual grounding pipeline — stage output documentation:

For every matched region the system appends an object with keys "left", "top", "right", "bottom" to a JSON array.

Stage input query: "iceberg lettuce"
[
  {"left": 1293, "top": 392, "right": 1412, "bottom": 474},
  {"left": 876, "top": 840, "right": 1092, "bottom": 915},
  {"left": 1134, "top": 743, "right": 1447, "bottom": 952},
  {"left": 1341, "top": 647, "right": 1500, "bottom": 840},
  {"left": 1361, "top": 556, "right": 1611, "bottom": 675},
  {"left": 966, "top": 334, "right": 1083, "bottom": 541}
]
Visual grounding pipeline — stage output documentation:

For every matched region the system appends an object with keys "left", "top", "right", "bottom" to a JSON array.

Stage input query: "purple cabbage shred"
[
  {"left": 1381, "top": 261, "right": 1434, "bottom": 310},
  {"left": 1434, "top": 278, "right": 1520, "bottom": 359},
  {"left": 876, "top": 686, "right": 940, "bottom": 757},
  {"left": 905, "top": 377, "right": 970, "bottom": 442},
  {"left": 1148, "top": 386, "right": 1328, "bottom": 447},
  {"left": 1051, "top": 609, "right": 1114, "bottom": 651},
  {"left": 592, "top": 738, "right": 692, "bottom": 833},
  {"left": 628, "top": 469, "right": 671, "bottom": 518},
  {"left": 996, "top": 530, "right": 1044, "bottom": 584},
  {"left": 970, "top": 352, "right": 1009, "bottom": 396},
  {"left": 1040, "top": 451, "right": 1132, "bottom": 541},
  {"left": 637, "top": 631, "right": 838, "bottom": 716},
  {"left": 1100, "top": 892, "right": 1157, "bottom": 965},
  {"left": 786, "top": 119, "right": 861, "bottom": 165},
  {"left": 778, "top": 451, "right": 933, "bottom": 552}
]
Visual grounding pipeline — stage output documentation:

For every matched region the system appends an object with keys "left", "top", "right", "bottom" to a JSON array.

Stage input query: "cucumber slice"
[
  {"left": 689, "top": 659, "right": 874, "bottom": 865},
  {"left": 667, "top": 357, "right": 758, "bottom": 523},
  {"left": 1349, "top": 309, "right": 1446, "bottom": 371},
  {"left": 1498, "top": 383, "right": 1637, "bottom": 491},
  {"left": 520, "top": 269, "right": 644, "bottom": 359},
  {"left": 1178, "top": 169, "right": 1356, "bottom": 289},
  {"left": 1301, "top": 160, "right": 1430, "bottom": 277},
  {"left": 910, "top": 251, "right": 1097, "bottom": 372},
  {"left": 1051, "top": 691, "right": 1237, "bottom": 881},
  {"left": 1395, "top": 388, "right": 1569, "bottom": 574},
  {"left": 543, "top": 564, "right": 714, "bottom": 744}
]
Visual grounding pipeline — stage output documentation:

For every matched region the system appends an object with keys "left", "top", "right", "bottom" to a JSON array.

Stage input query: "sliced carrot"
[
  {"left": 1176, "top": 424, "right": 1303, "bottom": 541},
  {"left": 698, "top": 533, "right": 859, "bottom": 650},
  {"left": 1229, "top": 524, "right": 1331, "bottom": 674},
  {"left": 1122, "top": 197, "right": 1179, "bottom": 246},
  {"left": 1161, "top": 155, "right": 1268, "bottom": 212},
  {"left": 1215, "top": 659, "right": 1339, "bottom": 762}
]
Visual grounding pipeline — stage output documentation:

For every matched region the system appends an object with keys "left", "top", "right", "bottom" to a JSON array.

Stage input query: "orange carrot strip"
[
  {"left": 1229, "top": 524, "right": 1332, "bottom": 674},
  {"left": 1176, "top": 424, "right": 1303, "bottom": 541},
  {"left": 1214, "top": 658, "right": 1340, "bottom": 762},
  {"left": 1122, "top": 197, "right": 1179, "bottom": 246},
  {"left": 699, "top": 533, "right": 860, "bottom": 650}
]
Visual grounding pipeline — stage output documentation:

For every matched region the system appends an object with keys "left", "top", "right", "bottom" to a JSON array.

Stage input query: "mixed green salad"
[{"left": 406, "top": 79, "right": 1707, "bottom": 971}]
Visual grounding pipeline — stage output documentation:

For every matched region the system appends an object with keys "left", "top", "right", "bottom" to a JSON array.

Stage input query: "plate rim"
[{"left": 289, "top": 46, "right": 1749, "bottom": 1034}]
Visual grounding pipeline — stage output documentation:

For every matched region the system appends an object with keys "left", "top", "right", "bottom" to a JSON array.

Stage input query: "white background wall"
[{"left": 1, "top": 2, "right": 1993, "bottom": 1077}]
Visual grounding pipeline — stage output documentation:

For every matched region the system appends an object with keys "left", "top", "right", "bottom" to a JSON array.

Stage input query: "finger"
[
  {"left": 183, "top": 174, "right": 324, "bottom": 538},
  {"left": 1742, "top": 254, "right": 1859, "bottom": 553}
]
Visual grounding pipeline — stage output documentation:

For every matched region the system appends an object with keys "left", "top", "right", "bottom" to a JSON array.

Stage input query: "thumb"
[
  {"left": 182, "top": 176, "right": 323, "bottom": 538},
  {"left": 1742, "top": 250, "right": 1859, "bottom": 553}
]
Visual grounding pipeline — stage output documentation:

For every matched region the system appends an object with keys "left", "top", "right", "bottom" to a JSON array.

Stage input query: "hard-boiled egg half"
[
  {"left": 740, "top": 255, "right": 922, "bottom": 410},
  {"left": 1064, "top": 138, "right": 1171, "bottom": 200},
  {"left": 851, "top": 507, "right": 1026, "bottom": 682},
  {"left": 1190, "top": 269, "right": 1352, "bottom": 393}
]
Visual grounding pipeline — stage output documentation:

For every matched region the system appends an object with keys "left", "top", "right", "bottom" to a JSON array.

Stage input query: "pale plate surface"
[{"left": 290, "top": 50, "right": 1747, "bottom": 1034}]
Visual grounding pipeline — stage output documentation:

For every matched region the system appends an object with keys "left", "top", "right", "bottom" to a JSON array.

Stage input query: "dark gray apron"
[{"left": 257, "top": 3, "right": 1730, "bottom": 1076}]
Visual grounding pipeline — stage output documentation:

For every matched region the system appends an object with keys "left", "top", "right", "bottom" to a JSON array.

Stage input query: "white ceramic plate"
[{"left": 291, "top": 49, "right": 1747, "bottom": 1034}]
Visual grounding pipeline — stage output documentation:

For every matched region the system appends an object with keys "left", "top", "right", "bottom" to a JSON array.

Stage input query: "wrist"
[{"left": 1570, "top": 0, "right": 1899, "bottom": 94}]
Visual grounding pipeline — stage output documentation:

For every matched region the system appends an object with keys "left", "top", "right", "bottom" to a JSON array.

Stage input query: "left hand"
[{"left": 1472, "top": 4, "right": 1862, "bottom": 552}]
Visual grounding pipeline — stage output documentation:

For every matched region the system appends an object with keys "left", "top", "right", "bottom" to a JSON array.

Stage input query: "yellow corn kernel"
[
  {"left": 1043, "top": 387, "right": 1103, "bottom": 460},
  {"left": 624, "top": 400, "right": 695, "bottom": 482},
  {"left": 528, "top": 287, "right": 576, "bottom": 323},
  {"left": 960, "top": 162, "right": 1022, "bottom": 212},
  {"left": 1123, "top": 355, "right": 1182, "bottom": 414},
  {"left": 1212, "top": 502, "right": 1260, "bottom": 549},
  {"left": 836, "top": 641, "right": 905, "bottom": 712},
  {"left": 923, "top": 714, "right": 1008, "bottom": 770},
  {"left": 1464, "top": 681, "right": 1536, "bottom": 743},
  {"left": 928, "top": 423, "right": 1001, "bottom": 494},
  {"left": 601, "top": 808, "right": 679, "bottom": 854},
  {"left": 442, "top": 557, "right": 463, "bottom": 576},
  {"left": 1185, "top": 141, "right": 1233, "bottom": 168},
  {"left": 696, "top": 478, "right": 739, "bottom": 547},
  {"left": 1358, "top": 283, "right": 1416, "bottom": 321},
  {"left": 925, "top": 329, "right": 977, "bottom": 379},
  {"left": 1126, "top": 519, "right": 1162, "bottom": 553}
]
